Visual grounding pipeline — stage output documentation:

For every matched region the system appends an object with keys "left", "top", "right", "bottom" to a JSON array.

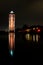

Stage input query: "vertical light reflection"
[
  {"left": 25, "top": 34, "right": 30, "bottom": 40},
  {"left": 25, "top": 34, "right": 40, "bottom": 42},
  {"left": 9, "top": 33, "right": 15, "bottom": 50},
  {"left": 36, "top": 34, "right": 38, "bottom": 42},
  {"left": 25, "top": 33, "right": 32, "bottom": 41},
  {"left": 33, "top": 34, "right": 39, "bottom": 42},
  {"left": 33, "top": 35, "right": 35, "bottom": 42}
]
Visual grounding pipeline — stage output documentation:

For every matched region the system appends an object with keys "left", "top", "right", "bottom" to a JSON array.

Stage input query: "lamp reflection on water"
[
  {"left": 33, "top": 35, "right": 35, "bottom": 42},
  {"left": 36, "top": 34, "right": 38, "bottom": 42},
  {"left": 25, "top": 33, "right": 40, "bottom": 42},
  {"left": 25, "top": 33, "right": 32, "bottom": 41},
  {"left": 32, "top": 34, "right": 39, "bottom": 42}
]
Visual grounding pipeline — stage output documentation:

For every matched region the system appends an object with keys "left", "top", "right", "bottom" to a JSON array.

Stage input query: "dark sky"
[
  {"left": 16, "top": 0, "right": 43, "bottom": 28},
  {"left": 0, "top": 0, "right": 43, "bottom": 29}
]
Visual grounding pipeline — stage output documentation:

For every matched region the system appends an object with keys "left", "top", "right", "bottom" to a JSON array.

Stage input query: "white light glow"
[
  {"left": 10, "top": 11, "right": 14, "bottom": 14},
  {"left": 10, "top": 50, "right": 13, "bottom": 56}
]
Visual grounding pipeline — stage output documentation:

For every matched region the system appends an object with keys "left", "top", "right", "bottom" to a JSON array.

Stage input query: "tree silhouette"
[{"left": 23, "top": 24, "right": 28, "bottom": 29}]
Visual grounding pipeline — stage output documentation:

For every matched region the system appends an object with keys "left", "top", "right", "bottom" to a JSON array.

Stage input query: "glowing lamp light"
[
  {"left": 37, "top": 29, "right": 40, "bottom": 32},
  {"left": 9, "top": 50, "right": 14, "bottom": 56},
  {"left": 25, "top": 29, "right": 30, "bottom": 32},
  {"left": 10, "top": 11, "right": 14, "bottom": 14}
]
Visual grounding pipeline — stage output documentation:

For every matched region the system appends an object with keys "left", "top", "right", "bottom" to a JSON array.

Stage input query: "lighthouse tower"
[{"left": 9, "top": 11, "right": 15, "bottom": 32}]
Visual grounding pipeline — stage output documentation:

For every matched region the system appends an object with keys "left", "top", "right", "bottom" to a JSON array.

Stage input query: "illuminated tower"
[{"left": 9, "top": 11, "right": 15, "bottom": 32}]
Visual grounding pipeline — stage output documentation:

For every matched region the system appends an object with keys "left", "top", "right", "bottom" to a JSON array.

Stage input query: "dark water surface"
[
  {"left": 16, "top": 32, "right": 43, "bottom": 64},
  {"left": 0, "top": 31, "right": 43, "bottom": 64}
]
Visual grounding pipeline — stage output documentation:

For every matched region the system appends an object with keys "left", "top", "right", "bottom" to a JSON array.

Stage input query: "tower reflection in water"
[
  {"left": 8, "top": 33, "right": 15, "bottom": 56},
  {"left": 25, "top": 33, "right": 40, "bottom": 42}
]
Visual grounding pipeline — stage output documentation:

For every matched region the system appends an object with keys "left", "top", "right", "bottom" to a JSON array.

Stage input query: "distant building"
[{"left": 9, "top": 11, "right": 15, "bottom": 32}]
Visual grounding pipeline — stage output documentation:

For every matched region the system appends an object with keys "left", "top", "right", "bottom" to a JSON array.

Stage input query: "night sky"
[
  {"left": 16, "top": 0, "right": 43, "bottom": 28},
  {"left": 0, "top": 0, "right": 43, "bottom": 29}
]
